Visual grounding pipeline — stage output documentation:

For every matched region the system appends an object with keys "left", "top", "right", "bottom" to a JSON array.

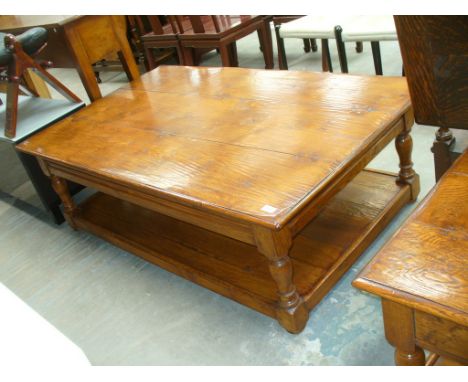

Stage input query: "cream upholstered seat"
[
  {"left": 340, "top": 15, "right": 397, "bottom": 41},
  {"left": 335, "top": 15, "right": 398, "bottom": 75},
  {"left": 275, "top": 15, "right": 341, "bottom": 72},
  {"left": 279, "top": 15, "right": 337, "bottom": 39}
]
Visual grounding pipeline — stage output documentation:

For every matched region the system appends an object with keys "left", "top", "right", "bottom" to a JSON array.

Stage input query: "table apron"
[{"left": 42, "top": 160, "right": 257, "bottom": 245}]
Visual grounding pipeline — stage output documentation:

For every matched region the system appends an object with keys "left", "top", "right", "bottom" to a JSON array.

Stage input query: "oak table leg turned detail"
[
  {"left": 253, "top": 226, "right": 309, "bottom": 333},
  {"left": 395, "top": 116, "right": 420, "bottom": 201},
  {"left": 382, "top": 300, "right": 426, "bottom": 366},
  {"left": 50, "top": 175, "right": 78, "bottom": 229}
]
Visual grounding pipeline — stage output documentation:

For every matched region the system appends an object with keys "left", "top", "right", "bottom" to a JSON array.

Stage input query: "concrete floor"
[{"left": 0, "top": 26, "right": 443, "bottom": 365}]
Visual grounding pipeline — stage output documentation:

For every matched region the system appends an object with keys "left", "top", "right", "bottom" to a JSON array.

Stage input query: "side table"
[{"left": 353, "top": 151, "right": 468, "bottom": 365}]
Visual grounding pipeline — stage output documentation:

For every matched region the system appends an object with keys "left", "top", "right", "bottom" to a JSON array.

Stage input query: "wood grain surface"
[
  {"left": 17, "top": 66, "right": 412, "bottom": 229},
  {"left": 354, "top": 151, "right": 468, "bottom": 327},
  {"left": 394, "top": 16, "right": 468, "bottom": 129}
]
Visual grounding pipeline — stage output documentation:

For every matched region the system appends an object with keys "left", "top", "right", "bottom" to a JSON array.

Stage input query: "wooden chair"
[
  {"left": 177, "top": 16, "right": 274, "bottom": 69},
  {"left": 394, "top": 16, "right": 468, "bottom": 180},
  {"left": 128, "top": 16, "right": 183, "bottom": 71},
  {"left": 0, "top": 27, "right": 81, "bottom": 138}
]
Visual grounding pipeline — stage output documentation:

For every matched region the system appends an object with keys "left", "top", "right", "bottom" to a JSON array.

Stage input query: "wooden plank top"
[
  {"left": 17, "top": 66, "right": 411, "bottom": 228},
  {"left": 354, "top": 150, "right": 468, "bottom": 327}
]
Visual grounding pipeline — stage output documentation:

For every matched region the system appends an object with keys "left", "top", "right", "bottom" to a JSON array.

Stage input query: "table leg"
[
  {"left": 253, "top": 226, "right": 309, "bottom": 333},
  {"left": 63, "top": 24, "right": 102, "bottom": 102},
  {"left": 50, "top": 175, "right": 78, "bottom": 229},
  {"left": 382, "top": 299, "right": 425, "bottom": 366},
  {"left": 395, "top": 114, "right": 420, "bottom": 201},
  {"left": 111, "top": 16, "right": 140, "bottom": 82}
]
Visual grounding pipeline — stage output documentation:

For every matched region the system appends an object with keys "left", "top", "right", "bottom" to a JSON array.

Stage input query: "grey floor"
[{"left": 0, "top": 28, "right": 443, "bottom": 365}]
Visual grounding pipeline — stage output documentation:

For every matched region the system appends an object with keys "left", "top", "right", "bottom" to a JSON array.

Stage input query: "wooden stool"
[{"left": 0, "top": 27, "right": 81, "bottom": 138}]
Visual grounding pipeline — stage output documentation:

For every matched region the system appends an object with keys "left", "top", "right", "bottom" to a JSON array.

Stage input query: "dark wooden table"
[
  {"left": 353, "top": 151, "right": 468, "bottom": 365},
  {"left": 17, "top": 66, "right": 418, "bottom": 333},
  {"left": 0, "top": 15, "right": 140, "bottom": 102}
]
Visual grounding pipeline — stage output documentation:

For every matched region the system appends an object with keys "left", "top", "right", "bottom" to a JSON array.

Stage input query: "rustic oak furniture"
[
  {"left": 0, "top": 15, "right": 140, "bottom": 102},
  {"left": 17, "top": 66, "right": 419, "bottom": 333},
  {"left": 394, "top": 16, "right": 468, "bottom": 181},
  {"left": 353, "top": 150, "right": 468, "bottom": 365}
]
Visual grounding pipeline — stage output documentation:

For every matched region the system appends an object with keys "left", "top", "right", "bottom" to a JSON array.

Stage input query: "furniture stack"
[{"left": 131, "top": 15, "right": 274, "bottom": 70}]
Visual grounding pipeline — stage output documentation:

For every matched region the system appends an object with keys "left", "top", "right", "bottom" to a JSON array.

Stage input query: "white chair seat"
[
  {"left": 340, "top": 16, "right": 397, "bottom": 42},
  {"left": 279, "top": 15, "right": 338, "bottom": 39}
]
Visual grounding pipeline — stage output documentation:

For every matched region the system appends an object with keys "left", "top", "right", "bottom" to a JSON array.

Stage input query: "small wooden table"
[
  {"left": 0, "top": 15, "right": 140, "bottom": 101},
  {"left": 353, "top": 151, "right": 468, "bottom": 365},
  {"left": 17, "top": 66, "right": 419, "bottom": 333}
]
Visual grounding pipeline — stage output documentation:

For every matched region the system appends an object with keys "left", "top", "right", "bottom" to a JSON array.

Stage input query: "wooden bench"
[{"left": 353, "top": 149, "right": 468, "bottom": 365}]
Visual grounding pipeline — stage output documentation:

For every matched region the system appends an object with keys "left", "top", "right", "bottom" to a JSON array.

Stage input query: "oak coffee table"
[{"left": 17, "top": 66, "right": 419, "bottom": 333}]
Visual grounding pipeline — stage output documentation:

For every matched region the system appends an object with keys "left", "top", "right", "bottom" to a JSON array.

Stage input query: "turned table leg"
[
  {"left": 253, "top": 226, "right": 309, "bottom": 333},
  {"left": 395, "top": 115, "right": 420, "bottom": 201},
  {"left": 50, "top": 175, "right": 78, "bottom": 229},
  {"left": 382, "top": 299, "right": 426, "bottom": 366}
]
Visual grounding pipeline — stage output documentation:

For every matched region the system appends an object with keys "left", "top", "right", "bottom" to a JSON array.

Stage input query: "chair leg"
[
  {"left": 257, "top": 29, "right": 264, "bottom": 52},
  {"left": 5, "top": 77, "right": 20, "bottom": 139},
  {"left": 356, "top": 41, "right": 363, "bottom": 53},
  {"left": 321, "top": 39, "right": 333, "bottom": 72},
  {"left": 259, "top": 23, "right": 274, "bottom": 69},
  {"left": 303, "top": 38, "right": 311, "bottom": 53},
  {"left": 228, "top": 42, "right": 239, "bottom": 67},
  {"left": 174, "top": 44, "right": 186, "bottom": 66},
  {"left": 311, "top": 39, "right": 318, "bottom": 52},
  {"left": 334, "top": 26, "right": 349, "bottom": 73},
  {"left": 432, "top": 127, "right": 456, "bottom": 181},
  {"left": 144, "top": 47, "right": 156, "bottom": 70},
  {"left": 371, "top": 41, "right": 383, "bottom": 75},
  {"left": 181, "top": 47, "right": 195, "bottom": 66},
  {"left": 275, "top": 25, "right": 288, "bottom": 70},
  {"left": 219, "top": 44, "right": 232, "bottom": 67}
]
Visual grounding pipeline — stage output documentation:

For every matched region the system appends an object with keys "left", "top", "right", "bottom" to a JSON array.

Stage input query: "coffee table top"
[{"left": 17, "top": 66, "right": 411, "bottom": 228}]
